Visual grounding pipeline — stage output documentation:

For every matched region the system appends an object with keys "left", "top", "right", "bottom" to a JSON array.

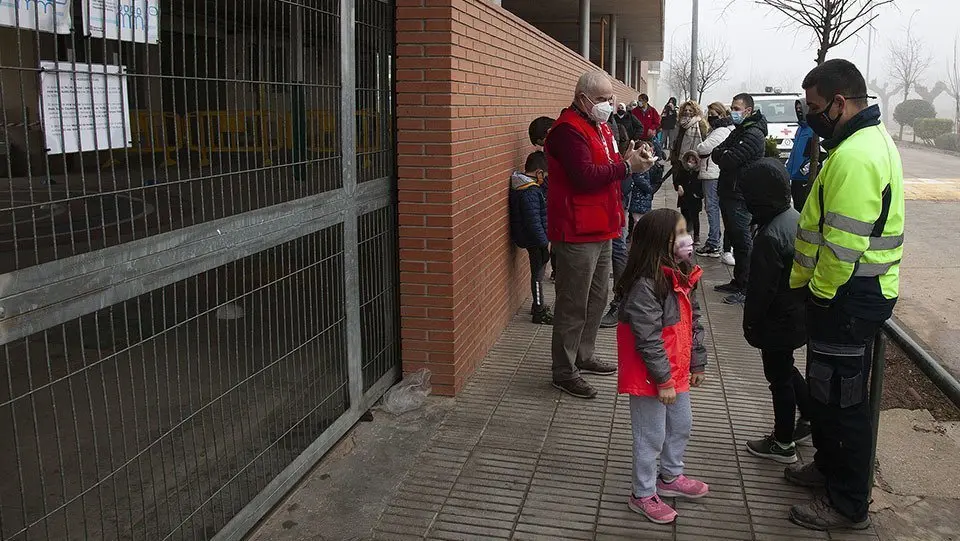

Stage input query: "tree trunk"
[{"left": 898, "top": 90, "right": 909, "bottom": 140}]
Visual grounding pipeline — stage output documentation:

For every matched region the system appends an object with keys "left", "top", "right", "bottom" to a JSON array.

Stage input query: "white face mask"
[{"left": 588, "top": 99, "right": 615, "bottom": 124}]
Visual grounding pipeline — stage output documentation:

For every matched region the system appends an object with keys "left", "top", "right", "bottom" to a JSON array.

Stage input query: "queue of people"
[{"left": 506, "top": 58, "right": 904, "bottom": 532}]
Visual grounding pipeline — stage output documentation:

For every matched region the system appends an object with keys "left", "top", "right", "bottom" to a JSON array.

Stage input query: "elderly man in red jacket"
[
  {"left": 631, "top": 93, "right": 662, "bottom": 141},
  {"left": 546, "top": 71, "right": 657, "bottom": 399}
]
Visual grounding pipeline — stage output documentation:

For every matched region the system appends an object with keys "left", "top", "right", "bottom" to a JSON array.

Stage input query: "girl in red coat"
[{"left": 615, "top": 208, "right": 709, "bottom": 524}]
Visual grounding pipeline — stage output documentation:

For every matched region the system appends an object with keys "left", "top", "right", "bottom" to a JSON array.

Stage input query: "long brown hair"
[{"left": 616, "top": 209, "right": 690, "bottom": 301}]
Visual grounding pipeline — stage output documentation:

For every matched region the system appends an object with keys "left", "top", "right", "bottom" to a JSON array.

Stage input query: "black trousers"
[
  {"left": 719, "top": 195, "right": 753, "bottom": 288},
  {"left": 792, "top": 181, "right": 811, "bottom": 211},
  {"left": 761, "top": 349, "right": 810, "bottom": 444},
  {"left": 806, "top": 302, "right": 882, "bottom": 522},
  {"left": 527, "top": 245, "right": 550, "bottom": 313},
  {"left": 679, "top": 198, "right": 701, "bottom": 242}
]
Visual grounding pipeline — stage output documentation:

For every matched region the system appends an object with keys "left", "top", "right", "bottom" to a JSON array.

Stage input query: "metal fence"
[{"left": 0, "top": 0, "right": 397, "bottom": 539}]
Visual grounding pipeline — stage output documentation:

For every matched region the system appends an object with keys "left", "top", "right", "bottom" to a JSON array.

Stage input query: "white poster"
[
  {"left": 0, "top": 0, "right": 72, "bottom": 33},
  {"left": 84, "top": 0, "right": 160, "bottom": 44},
  {"left": 39, "top": 62, "right": 132, "bottom": 155}
]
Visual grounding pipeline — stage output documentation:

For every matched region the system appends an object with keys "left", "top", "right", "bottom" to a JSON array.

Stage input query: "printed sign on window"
[
  {"left": 83, "top": 0, "right": 160, "bottom": 44},
  {"left": 39, "top": 62, "right": 132, "bottom": 155},
  {"left": 0, "top": 0, "right": 72, "bottom": 34}
]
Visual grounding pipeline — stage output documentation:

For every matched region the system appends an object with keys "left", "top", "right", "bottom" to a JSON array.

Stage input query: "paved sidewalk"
[{"left": 371, "top": 258, "right": 880, "bottom": 541}]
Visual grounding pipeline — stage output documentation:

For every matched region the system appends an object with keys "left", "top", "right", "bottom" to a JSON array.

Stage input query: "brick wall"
[{"left": 396, "top": 0, "right": 644, "bottom": 396}]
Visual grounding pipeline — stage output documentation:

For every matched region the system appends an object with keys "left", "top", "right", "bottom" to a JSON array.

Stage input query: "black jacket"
[
  {"left": 616, "top": 112, "right": 644, "bottom": 141},
  {"left": 740, "top": 158, "right": 806, "bottom": 351},
  {"left": 712, "top": 111, "right": 768, "bottom": 198}
]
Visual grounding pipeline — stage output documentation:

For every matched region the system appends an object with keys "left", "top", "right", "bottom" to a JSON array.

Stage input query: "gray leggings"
[{"left": 630, "top": 392, "right": 692, "bottom": 497}]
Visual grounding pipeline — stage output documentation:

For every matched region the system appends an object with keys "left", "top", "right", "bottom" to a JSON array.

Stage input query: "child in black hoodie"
[{"left": 738, "top": 157, "right": 811, "bottom": 464}]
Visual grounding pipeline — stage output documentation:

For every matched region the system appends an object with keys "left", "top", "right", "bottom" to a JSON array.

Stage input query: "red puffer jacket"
[
  {"left": 544, "top": 107, "right": 627, "bottom": 243},
  {"left": 616, "top": 266, "right": 707, "bottom": 397}
]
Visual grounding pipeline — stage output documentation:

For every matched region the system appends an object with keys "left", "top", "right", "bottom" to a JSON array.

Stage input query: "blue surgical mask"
[{"left": 731, "top": 110, "right": 744, "bottom": 125}]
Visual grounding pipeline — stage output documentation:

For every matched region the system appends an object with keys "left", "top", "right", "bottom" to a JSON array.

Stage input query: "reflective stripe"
[
  {"left": 869, "top": 234, "right": 904, "bottom": 250},
  {"left": 794, "top": 252, "right": 817, "bottom": 269},
  {"left": 825, "top": 212, "right": 875, "bottom": 236},
  {"left": 796, "top": 226, "right": 821, "bottom": 245},
  {"left": 854, "top": 259, "right": 901, "bottom": 277},
  {"left": 824, "top": 241, "right": 862, "bottom": 263},
  {"left": 799, "top": 227, "right": 903, "bottom": 254}
]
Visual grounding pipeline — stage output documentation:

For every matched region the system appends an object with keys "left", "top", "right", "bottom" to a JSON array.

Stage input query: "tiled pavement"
[{"left": 371, "top": 258, "right": 881, "bottom": 541}]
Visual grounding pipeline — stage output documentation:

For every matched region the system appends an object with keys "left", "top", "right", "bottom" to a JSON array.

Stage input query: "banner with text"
[
  {"left": 0, "top": 0, "right": 72, "bottom": 33},
  {"left": 84, "top": 0, "right": 160, "bottom": 44},
  {"left": 40, "top": 62, "right": 132, "bottom": 155}
]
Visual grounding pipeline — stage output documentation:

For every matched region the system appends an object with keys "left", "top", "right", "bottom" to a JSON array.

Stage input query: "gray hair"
[{"left": 574, "top": 70, "right": 611, "bottom": 99}]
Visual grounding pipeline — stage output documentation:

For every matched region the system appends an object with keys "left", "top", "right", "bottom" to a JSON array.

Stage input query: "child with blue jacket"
[
  {"left": 509, "top": 151, "right": 553, "bottom": 324},
  {"left": 786, "top": 100, "right": 816, "bottom": 210}
]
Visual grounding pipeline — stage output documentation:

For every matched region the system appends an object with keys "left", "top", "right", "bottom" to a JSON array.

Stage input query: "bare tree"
[
  {"left": 915, "top": 81, "right": 947, "bottom": 103},
  {"left": 888, "top": 23, "right": 933, "bottom": 139},
  {"left": 666, "top": 49, "right": 691, "bottom": 102},
  {"left": 868, "top": 78, "right": 903, "bottom": 121},
  {"left": 753, "top": 0, "right": 894, "bottom": 179},
  {"left": 947, "top": 36, "right": 960, "bottom": 133},
  {"left": 667, "top": 42, "right": 731, "bottom": 103}
]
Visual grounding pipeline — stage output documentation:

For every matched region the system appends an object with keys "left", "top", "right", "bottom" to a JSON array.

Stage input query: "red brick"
[{"left": 398, "top": 0, "right": 647, "bottom": 396}]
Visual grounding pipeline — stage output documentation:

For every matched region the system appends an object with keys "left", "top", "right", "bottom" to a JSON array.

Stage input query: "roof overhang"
[{"left": 501, "top": 0, "right": 665, "bottom": 62}]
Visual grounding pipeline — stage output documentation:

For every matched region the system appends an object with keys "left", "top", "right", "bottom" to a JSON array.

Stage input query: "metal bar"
[
  {"left": 341, "top": 0, "right": 364, "bottom": 414},
  {"left": 0, "top": 178, "right": 394, "bottom": 346},
  {"left": 211, "top": 365, "right": 399, "bottom": 541},
  {"left": 883, "top": 319, "right": 960, "bottom": 407},
  {"left": 607, "top": 14, "right": 617, "bottom": 79},
  {"left": 868, "top": 330, "right": 886, "bottom": 498},
  {"left": 690, "top": 0, "right": 699, "bottom": 101},
  {"left": 579, "top": 0, "right": 591, "bottom": 60}
]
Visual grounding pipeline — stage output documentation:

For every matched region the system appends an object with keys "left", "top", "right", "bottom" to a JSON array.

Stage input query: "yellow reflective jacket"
[{"left": 790, "top": 113, "right": 904, "bottom": 303}]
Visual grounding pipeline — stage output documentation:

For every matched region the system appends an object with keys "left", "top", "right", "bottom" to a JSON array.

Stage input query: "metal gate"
[{"left": 0, "top": 0, "right": 397, "bottom": 538}]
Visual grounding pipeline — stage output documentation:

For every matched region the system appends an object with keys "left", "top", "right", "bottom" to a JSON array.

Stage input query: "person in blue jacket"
[
  {"left": 786, "top": 100, "right": 816, "bottom": 210},
  {"left": 509, "top": 151, "right": 553, "bottom": 324}
]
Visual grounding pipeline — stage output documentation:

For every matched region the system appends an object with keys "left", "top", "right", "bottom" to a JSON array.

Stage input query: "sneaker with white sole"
[
  {"left": 720, "top": 251, "right": 736, "bottom": 266},
  {"left": 628, "top": 494, "right": 677, "bottom": 524},
  {"left": 656, "top": 474, "right": 709, "bottom": 499},
  {"left": 746, "top": 434, "right": 798, "bottom": 464}
]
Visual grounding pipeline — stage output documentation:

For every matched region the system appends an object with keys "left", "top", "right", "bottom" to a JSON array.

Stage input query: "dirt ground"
[{"left": 880, "top": 337, "right": 960, "bottom": 421}]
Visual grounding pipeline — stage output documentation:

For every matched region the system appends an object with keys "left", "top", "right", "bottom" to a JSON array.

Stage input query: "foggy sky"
[{"left": 659, "top": 0, "right": 959, "bottom": 118}]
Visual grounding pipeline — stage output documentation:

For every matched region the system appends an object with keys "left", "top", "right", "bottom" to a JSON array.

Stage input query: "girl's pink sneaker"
[
  {"left": 628, "top": 494, "right": 678, "bottom": 524},
  {"left": 657, "top": 474, "right": 709, "bottom": 499}
]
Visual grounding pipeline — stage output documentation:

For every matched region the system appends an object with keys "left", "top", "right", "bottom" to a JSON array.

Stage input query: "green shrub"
[
  {"left": 764, "top": 137, "right": 779, "bottom": 157},
  {"left": 894, "top": 100, "right": 937, "bottom": 130},
  {"left": 914, "top": 118, "right": 955, "bottom": 143},
  {"left": 935, "top": 133, "right": 960, "bottom": 152}
]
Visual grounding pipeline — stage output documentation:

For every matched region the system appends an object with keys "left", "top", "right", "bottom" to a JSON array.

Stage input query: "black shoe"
[
  {"left": 746, "top": 434, "right": 798, "bottom": 464},
  {"left": 576, "top": 357, "right": 617, "bottom": 376},
  {"left": 789, "top": 496, "right": 871, "bottom": 531},
  {"left": 600, "top": 305, "right": 618, "bottom": 329},
  {"left": 722, "top": 292, "right": 746, "bottom": 305},
  {"left": 784, "top": 462, "right": 826, "bottom": 488},
  {"left": 714, "top": 281, "right": 741, "bottom": 294},
  {"left": 532, "top": 308, "right": 553, "bottom": 325},
  {"left": 696, "top": 246, "right": 721, "bottom": 258},
  {"left": 553, "top": 377, "right": 598, "bottom": 399},
  {"left": 793, "top": 419, "right": 813, "bottom": 445}
]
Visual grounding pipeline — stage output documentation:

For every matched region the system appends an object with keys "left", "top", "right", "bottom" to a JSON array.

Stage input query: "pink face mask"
[{"left": 674, "top": 234, "right": 694, "bottom": 263}]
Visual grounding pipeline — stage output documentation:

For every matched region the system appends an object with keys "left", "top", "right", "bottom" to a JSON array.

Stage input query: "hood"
[
  {"left": 739, "top": 157, "right": 792, "bottom": 225},
  {"left": 795, "top": 99, "right": 809, "bottom": 125},
  {"left": 662, "top": 265, "right": 703, "bottom": 293},
  {"left": 510, "top": 171, "right": 538, "bottom": 191},
  {"left": 742, "top": 111, "right": 769, "bottom": 136}
]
